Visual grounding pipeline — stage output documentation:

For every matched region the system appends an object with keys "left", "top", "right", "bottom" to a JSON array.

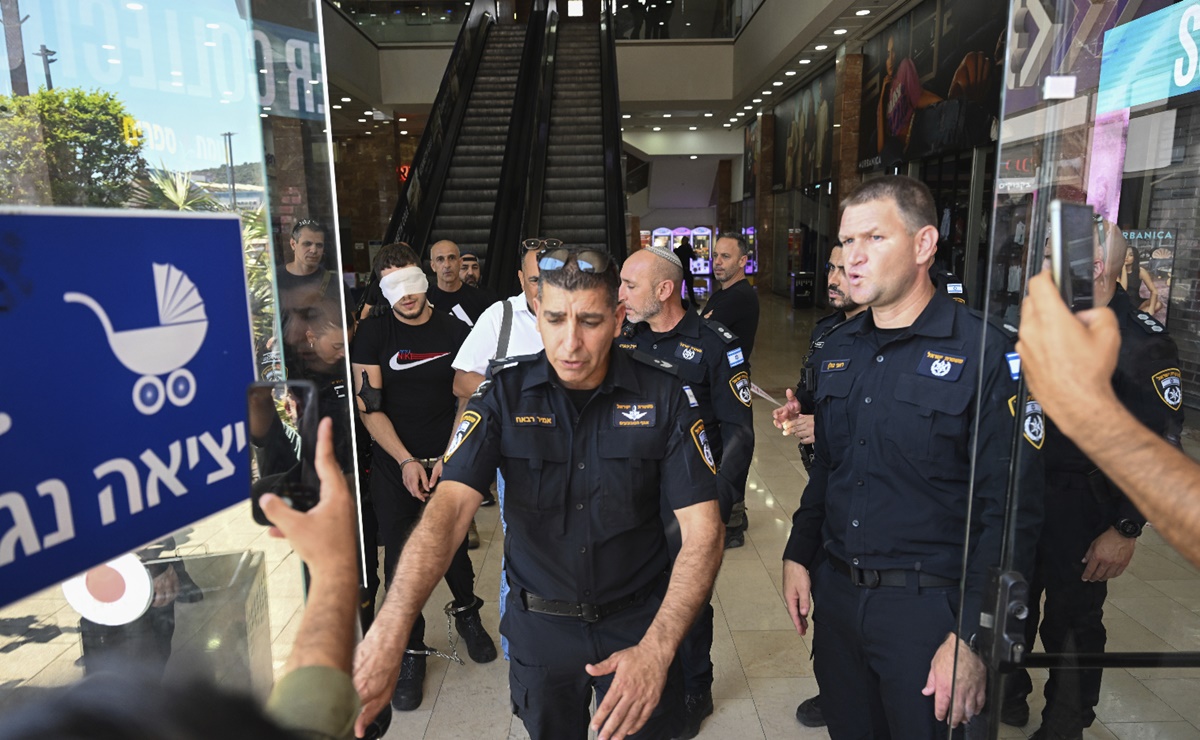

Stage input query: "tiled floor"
[{"left": 2, "top": 293, "right": 1199, "bottom": 739}]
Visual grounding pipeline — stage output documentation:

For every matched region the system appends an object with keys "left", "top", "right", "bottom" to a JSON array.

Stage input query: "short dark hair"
[
  {"left": 290, "top": 219, "right": 325, "bottom": 240},
  {"left": 374, "top": 242, "right": 419, "bottom": 272},
  {"left": 841, "top": 175, "right": 936, "bottom": 235},
  {"left": 537, "top": 250, "right": 620, "bottom": 310},
  {"left": 716, "top": 231, "right": 750, "bottom": 257}
]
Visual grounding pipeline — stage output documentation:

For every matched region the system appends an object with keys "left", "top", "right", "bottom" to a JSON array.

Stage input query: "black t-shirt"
[
  {"left": 427, "top": 283, "right": 498, "bottom": 326},
  {"left": 703, "top": 279, "right": 760, "bottom": 357},
  {"left": 350, "top": 310, "right": 470, "bottom": 458}
]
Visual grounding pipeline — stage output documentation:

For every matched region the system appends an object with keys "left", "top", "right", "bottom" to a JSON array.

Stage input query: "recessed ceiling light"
[
  {"left": 622, "top": 114, "right": 631, "bottom": 119},
  {"left": 206, "top": 23, "right": 219, "bottom": 29},
  {"left": 723, "top": 123, "right": 731, "bottom": 127},
  {"left": 799, "top": 59, "right": 812, "bottom": 64},
  {"left": 358, "top": 118, "right": 366, "bottom": 123},
  {"left": 744, "top": 105, "right": 753, "bottom": 110},
  {"left": 752, "top": 98, "right": 762, "bottom": 103},
  {"left": 736, "top": 112, "right": 745, "bottom": 116},
  {"left": 729, "top": 117, "right": 738, "bottom": 122},
  {"left": 125, "top": 2, "right": 143, "bottom": 8},
  {"left": 366, "top": 131, "right": 372, "bottom": 135},
  {"left": 689, "top": 155, "right": 698, "bottom": 160},
  {"left": 833, "top": 28, "right": 847, "bottom": 35},
  {"left": 773, "top": 81, "right": 783, "bottom": 86},
  {"left": 260, "top": 113, "right": 268, "bottom": 118},
  {"left": 833, "top": 123, "right": 841, "bottom": 127},
  {"left": 815, "top": 44, "right": 828, "bottom": 51},
  {"left": 258, "top": 68, "right": 267, "bottom": 74},
  {"left": 785, "top": 71, "right": 797, "bottom": 76},
  {"left": 689, "top": 126, "right": 697, "bottom": 130},
  {"left": 398, "top": 117, "right": 407, "bottom": 122},
  {"left": 762, "top": 91, "right": 772, "bottom": 95},
  {"left": 341, "top": 97, "right": 351, "bottom": 102},
  {"left": 653, "top": 126, "right": 661, "bottom": 131},
  {"left": 856, "top": 9, "right": 871, "bottom": 15},
  {"left": 663, "top": 113, "right": 672, "bottom": 118},
  {"left": 703, "top": 112, "right": 713, "bottom": 117},
  {"left": 364, "top": 110, "right": 373, "bottom": 115},
  {"left": 170, "top": 70, "right": 182, "bottom": 75},
  {"left": 264, "top": 107, "right": 271, "bottom": 111}
]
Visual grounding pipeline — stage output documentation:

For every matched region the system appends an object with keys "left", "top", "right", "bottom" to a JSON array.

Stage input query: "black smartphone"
[
  {"left": 247, "top": 380, "right": 320, "bottom": 525},
  {"left": 1048, "top": 200, "right": 1096, "bottom": 312}
]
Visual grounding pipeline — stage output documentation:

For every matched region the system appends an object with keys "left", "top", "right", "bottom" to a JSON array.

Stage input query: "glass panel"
[
  {"left": 980, "top": 0, "right": 1200, "bottom": 735},
  {"left": 328, "top": 0, "right": 475, "bottom": 44},
  {"left": 0, "top": 0, "right": 355, "bottom": 715}
]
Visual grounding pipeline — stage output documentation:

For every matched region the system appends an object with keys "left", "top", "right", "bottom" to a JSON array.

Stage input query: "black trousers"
[
  {"left": 1007, "top": 478, "right": 1109, "bottom": 732},
  {"left": 812, "top": 558, "right": 965, "bottom": 739},
  {"left": 370, "top": 451, "right": 478, "bottom": 649},
  {"left": 678, "top": 600, "right": 714, "bottom": 694},
  {"left": 502, "top": 586, "right": 682, "bottom": 740}
]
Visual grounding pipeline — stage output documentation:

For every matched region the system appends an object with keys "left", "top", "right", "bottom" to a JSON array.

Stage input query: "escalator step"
[
  {"left": 440, "top": 188, "right": 497, "bottom": 203},
  {"left": 544, "top": 165, "right": 605, "bottom": 179},
  {"left": 545, "top": 176, "right": 604, "bottom": 189},
  {"left": 542, "top": 228, "right": 608, "bottom": 244},
  {"left": 540, "top": 200, "right": 605, "bottom": 216},
  {"left": 544, "top": 188, "right": 606, "bottom": 202}
]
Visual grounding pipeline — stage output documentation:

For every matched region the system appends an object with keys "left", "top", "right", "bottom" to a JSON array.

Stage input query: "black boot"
[
  {"left": 391, "top": 650, "right": 426, "bottom": 711},
  {"left": 452, "top": 597, "right": 497, "bottom": 663},
  {"left": 795, "top": 694, "right": 825, "bottom": 727},
  {"left": 675, "top": 690, "right": 713, "bottom": 739}
]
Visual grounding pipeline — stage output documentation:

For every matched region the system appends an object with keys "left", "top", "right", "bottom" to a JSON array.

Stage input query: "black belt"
[
  {"left": 828, "top": 554, "right": 957, "bottom": 589},
  {"left": 520, "top": 575, "right": 663, "bottom": 623}
]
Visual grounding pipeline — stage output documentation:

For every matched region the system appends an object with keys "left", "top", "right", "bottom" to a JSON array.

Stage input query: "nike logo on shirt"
[{"left": 389, "top": 352, "right": 451, "bottom": 371}]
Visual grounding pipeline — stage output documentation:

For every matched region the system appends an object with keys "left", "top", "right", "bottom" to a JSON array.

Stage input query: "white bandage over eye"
[{"left": 380, "top": 265, "right": 429, "bottom": 306}]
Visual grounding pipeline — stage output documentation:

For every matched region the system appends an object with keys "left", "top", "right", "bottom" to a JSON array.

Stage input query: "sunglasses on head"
[
  {"left": 537, "top": 247, "right": 612, "bottom": 274},
  {"left": 523, "top": 238, "right": 564, "bottom": 252}
]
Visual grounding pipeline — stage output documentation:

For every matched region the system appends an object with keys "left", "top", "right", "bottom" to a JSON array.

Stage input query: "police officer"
[
  {"left": 1001, "top": 221, "right": 1184, "bottom": 740},
  {"left": 352, "top": 247, "right": 725, "bottom": 740},
  {"left": 781, "top": 176, "right": 1041, "bottom": 737},
  {"left": 618, "top": 245, "right": 755, "bottom": 739}
]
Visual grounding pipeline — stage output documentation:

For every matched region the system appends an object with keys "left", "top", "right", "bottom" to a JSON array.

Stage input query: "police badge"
[
  {"left": 690, "top": 419, "right": 717, "bottom": 474},
  {"left": 729, "top": 371, "right": 752, "bottom": 407},
  {"left": 1153, "top": 368, "right": 1183, "bottom": 410},
  {"left": 443, "top": 411, "right": 481, "bottom": 463},
  {"left": 1008, "top": 395, "right": 1044, "bottom": 449}
]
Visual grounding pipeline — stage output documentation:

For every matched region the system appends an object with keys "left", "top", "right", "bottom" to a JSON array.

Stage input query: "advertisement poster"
[
  {"left": 744, "top": 118, "right": 760, "bottom": 196},
  {"left": 1122, "top": 227, "right": 1175, "bottom": 325},
  {"left": 858, "top": 0, "right": 1006, "bottom": 171},
  {"left": 774, "top": 66, "right": 836, "bottom": 189}
]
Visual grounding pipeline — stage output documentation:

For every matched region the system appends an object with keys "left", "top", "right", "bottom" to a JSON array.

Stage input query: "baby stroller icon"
[{"left": 65, "top": 263, "right": 209, "bottom": 415}]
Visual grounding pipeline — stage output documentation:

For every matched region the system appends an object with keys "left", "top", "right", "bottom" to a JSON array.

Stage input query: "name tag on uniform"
[
  {"left": 675, "top": 341, "right": 704, "bottom": 363},
  {"left": 821, "top": 359, "right": 850, "bottom": 373},
  {"left": 618, "top": 342, "right": 638, "bottom": 351},
  {"left": 918, "top": 350, "right": 966, "bottom": 381},
  {"left": 513, "top": 414, "right": 556, "bottom": 427},
  {"left": 614, "top": 402, "right": 656, "bottom": 427}
]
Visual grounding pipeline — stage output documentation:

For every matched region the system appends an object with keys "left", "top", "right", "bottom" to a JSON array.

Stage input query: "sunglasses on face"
[
  {"left": 537, "top": 247, "right": 612, "bottom": 273},
  {"left": 523, "top": 238, "right": 564, "bottom": 252}
]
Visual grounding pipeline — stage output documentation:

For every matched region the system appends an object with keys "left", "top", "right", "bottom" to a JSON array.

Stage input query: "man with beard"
[
  {"left": 460, "top": 253, "right": 482, "bottom": 288},
  {"left": 702, "top": 232, "right": 760, "bottom": 358},
  {"left": 350, "top": 243, "right": 497, "bottom": 713}
]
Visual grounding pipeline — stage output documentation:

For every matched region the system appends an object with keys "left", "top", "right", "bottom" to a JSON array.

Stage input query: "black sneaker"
[
  {"left": 795, "top": 694, "right": 825, "bottom": 727},
  {"left": 1030, "top": 727, "right": 1083, "bottom": 740},
  {"left": 724, "top": 528, "right": 745, "bottom": 549},
  {"left": 675, "top": 690, "right": 713, "bottom": 739},
  {"left": 999, "top": 696, "right": 1030, "bottom": 727},
  {"left": 454, "top": 598, "right": 498, "bottom": 663},
  {"left": 391, "top": 651, "right": 426, "bottom": 711},
  {"left": 480, "top": 486, "right": 496, "bottom": 507}
]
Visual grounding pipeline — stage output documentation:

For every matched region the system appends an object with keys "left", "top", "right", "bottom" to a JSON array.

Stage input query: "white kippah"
[{"left": 645, "top": 245, "right": 683, "bottom": 269}]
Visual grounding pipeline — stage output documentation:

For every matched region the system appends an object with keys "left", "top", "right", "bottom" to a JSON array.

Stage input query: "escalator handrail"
[
  {"left": 483, "top": 0, "right": 556, "bottom": 294},
  {"left": 383, "top": 0, "right": 497, "bottom": 255},
  {"left": 599, "top": 0, "right": 628, "bottom": 260},
  {"left": 520, "top": 2, "right": 560, "bottom": 248}
]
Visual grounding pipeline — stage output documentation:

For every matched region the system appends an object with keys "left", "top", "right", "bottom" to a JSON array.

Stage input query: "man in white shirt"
[{"left": 451, "top": 243, "right": 545, "bottom": 657}]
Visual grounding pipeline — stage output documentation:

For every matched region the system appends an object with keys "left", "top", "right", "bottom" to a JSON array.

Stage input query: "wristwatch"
[{"left": 1115, "top": 518, "right": 1144, "bottom": 538}]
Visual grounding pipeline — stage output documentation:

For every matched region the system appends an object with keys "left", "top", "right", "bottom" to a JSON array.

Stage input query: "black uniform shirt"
[
  {"left": 1043, "top": 285, "right": 1185, "bottom": 524},
  {"left": 427, "top": 283, "right": 498, "bottom": 326},
  {"left": 703, "top": 279, "right": 760, "bottom": 357},
  {"left": 619, "top": 310, "right": 754, "bottom": 521},
  {"left": 784, "top": 290, "right": 1038, "bottom": 635},
  {"left": 440, "top": 347, "right": 718, "bottom": 604}
]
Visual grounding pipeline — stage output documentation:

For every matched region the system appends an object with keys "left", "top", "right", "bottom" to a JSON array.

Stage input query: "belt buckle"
[
  {"left": 851, "top": 565, "right": 881, "bottom": 589},
  {"left": 579, "top": 602, "right": 600, "bottom": 623}
]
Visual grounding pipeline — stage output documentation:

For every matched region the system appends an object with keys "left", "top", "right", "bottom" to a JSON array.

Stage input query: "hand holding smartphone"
[
  {"left": 247, "top": 380, "right": 321, "bottom": 525},
  {"left": 1048, "top": 200, "right": 1097, "bottom": 312}
]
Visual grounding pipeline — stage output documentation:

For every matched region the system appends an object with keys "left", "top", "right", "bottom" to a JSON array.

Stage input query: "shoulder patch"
[
  {"left": 444, "top": 411, "right": 482, "bottom": 463},
  {"left": 631, "top": 349, "right": 679, "bottom": 375},
  {"left": 1008, "top": 394, "right": 1045, "bottom": 449},
  {"left": 1134, "top": 312, "right": 1168, "bottom": 335},
  {"left": 1153, "top": 368, "right": 1184, "bottom": 410},
  {"left": 703, "top": 319, "right": 739, "bottom": 344},
  {"left": 726, "top": 348, "right": 745, "bottom": 367},
  {"left": 730, "top": 371, "right": 753, "bottom": 407},
  {"left": 690, "top": 419, "right": 717, "bottom": 474}
]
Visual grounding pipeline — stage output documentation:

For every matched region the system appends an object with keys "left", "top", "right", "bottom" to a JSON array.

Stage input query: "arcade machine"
[
  {"left": 652, "top": 227, "right": 672, "bottom": 249},
  {"left": 690, "top": 227, "right": 713, "bottom": 276},
  {"left": 743, "top": 227, "right": 758, "bottom": 279}
]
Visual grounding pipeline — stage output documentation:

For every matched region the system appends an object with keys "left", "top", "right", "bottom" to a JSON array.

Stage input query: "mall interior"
[{"left": 3, "top": 0, "right": 1200, "bottom": 738}]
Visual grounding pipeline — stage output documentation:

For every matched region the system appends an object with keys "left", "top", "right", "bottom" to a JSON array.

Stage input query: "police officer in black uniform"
[
  {"left": 1002, "top": 222, "right": 1184, "bottom": 740},
  {"left": 618, "top": 245, "right": 755, "bottom": 739},
  {"left": 781, "top": 176, "right": 1042, "bottom": 737},
  {"left": 352, "top": 247, "right": 725, "bottom": 740}
]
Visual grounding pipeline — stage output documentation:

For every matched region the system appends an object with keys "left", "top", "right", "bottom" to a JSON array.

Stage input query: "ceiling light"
[
  {"left": 206, "top": 23, "right": 220, "bottom": 29},
  {"left": 723, "top": 123, "right": 731, "bottom": 127},
  {"left": 730, "top": 117, "right": 738, "bottom": 122},
  {"left": 762, "top": 91, "right": 772, "bottom": 95},
  {"left": 102, "top": 44, "right": 116, "bottom": 50},
  {"left": 341, "top": 97, "right": 351, "bottom": 102},
  {"left": 258, "top": 68, "right": 267, "bottom": 74},
  {"left": 358, "top": 118, "right": 366, "bottom": 123},
  {"left": 125, "top": 2, "right": 143, "bottom": 8},
  {"left": 366, "top": 131, "right": 372, "bottom": 135},
  {"left": 653, "top": 126, "right": 661, "bottom": 131},
  {"left": 736, "top": 112, "right": 745, "bottom": 116},
  {"left": 400, "top": 130, "right": 408, "bottom": 135},
  {"left": 688, "top": 126, "right": 697, "bottom": 130},
  {"left": 364, "top": 110, "right": 373, "bottom": 115},
  {"left": 703, "top": 112, "right": 713, "bottom": 117},
  {"left": 170, "top": 70, "right": 182, "bottom": 75},
  {"left": 622, "top": 114, "right": 631, "bottom": 119},
  {"left": 263, "top": 106, "right": 271, "bottom": 111},
  {"left": 773, "top": 81, "right": 783, "bottom": 86},
  {"left": 332, "top": 104, "right": 342, "bottom": 109},
  {"left": 752, "top": 98, "right": 762, "bottom": 103},
  {"left": 785, "top": 71, "right": 797, "bottom": 76},
  {"left": 260, "top": 113, "right": 268, "bottom": 118},
  {"left": 833, "top": 28, "right": 847, "bottom": 35},
  {"left": 107, "top": 58, "right": 120, "bottom": 64},
  {"left": 856, "top": 9, "right": 871, "bottom": 15},
  {"left": 833, "top": 123, "right": 841, "bottom": 127},
  {"left": 663, "top": 113, "right": 671, "bottom": 118},
  {"left": 744, "top": 105, "right": 753, "bottom": 110},
  {"left": 689, "top": 155, "right": 698, "bottom": 160},
  {"left": 815, "top": 44, "right": 828, "bottom": 51},
  {"left": 398, "top": 117, "right": 407, "bottom": 122},
  {"left": 204, "top": 41, "right": 216, "bottom": 47},
  {"left": 799, "top": 59, "right": 812, "bottom": 64}
]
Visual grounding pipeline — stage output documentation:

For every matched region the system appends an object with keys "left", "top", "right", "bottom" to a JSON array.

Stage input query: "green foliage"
[
  {"left": 127, "top": 167, "right": 220, "bottom": 211},
  {"left": 0, "top": 87, "right": 146, "bottom": 207},
  {"left": 187, "top": 161, "right": 265, "bottom": 187}
]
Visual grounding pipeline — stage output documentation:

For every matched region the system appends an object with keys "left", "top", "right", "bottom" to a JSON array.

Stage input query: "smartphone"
[
  {"left": 1048, "top": 200, "right": 1096, "bottom": 312},
  {"left": 247, "top": 380, "right": 320, "bottom": 525}
]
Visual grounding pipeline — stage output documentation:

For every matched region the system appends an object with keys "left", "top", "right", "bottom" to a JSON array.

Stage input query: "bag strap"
[{"left": 496, "top": 299, "right": 514, "bottom": 359}]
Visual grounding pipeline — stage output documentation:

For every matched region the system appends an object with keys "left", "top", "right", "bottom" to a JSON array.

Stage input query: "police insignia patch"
[
  {"left": 675, "top": 342, "right": 703, "bottom": 363},
  {"left": 444, "top": 411, "right": 481, "bottom": 463},
  {"left": 918, "top": 351, "right": 965, "bottom": 381},
  {"left": 1153, "top": 368, "right": 1183, "bottom": 410},
  {"left": 682, "top": 384, "right": 700, "bottom": 408},
  {"left": 690, "top": 419, "right": 717, "bottom": 474},
  {"left": 730, "top": 371, "right": 753, "bottom": 407},
  {"left": 614, "top": 402, "right": 656, "bottom": 427},
  {"left": 726, "top": 348, "right": 745, "bottom": 367},
  {"left": 1008, "top": 395, "right": 1045, "bottom": 449}
]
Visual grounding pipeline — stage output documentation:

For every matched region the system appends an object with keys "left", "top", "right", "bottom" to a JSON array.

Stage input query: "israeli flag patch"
[
  {"left": 1005, "top": 352, "right": 1021, "bottom": 381},
  {"left": 727, "top": 348, "right": 745, "bottom": 367}
]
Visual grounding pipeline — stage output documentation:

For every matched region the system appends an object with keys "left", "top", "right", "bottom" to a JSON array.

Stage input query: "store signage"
[
  {"left": 1098, "top": 2, "right": 1200, "bottom": 113},
  {"left": 0, "top": 210, "right": 255, "bottom": 608}
]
